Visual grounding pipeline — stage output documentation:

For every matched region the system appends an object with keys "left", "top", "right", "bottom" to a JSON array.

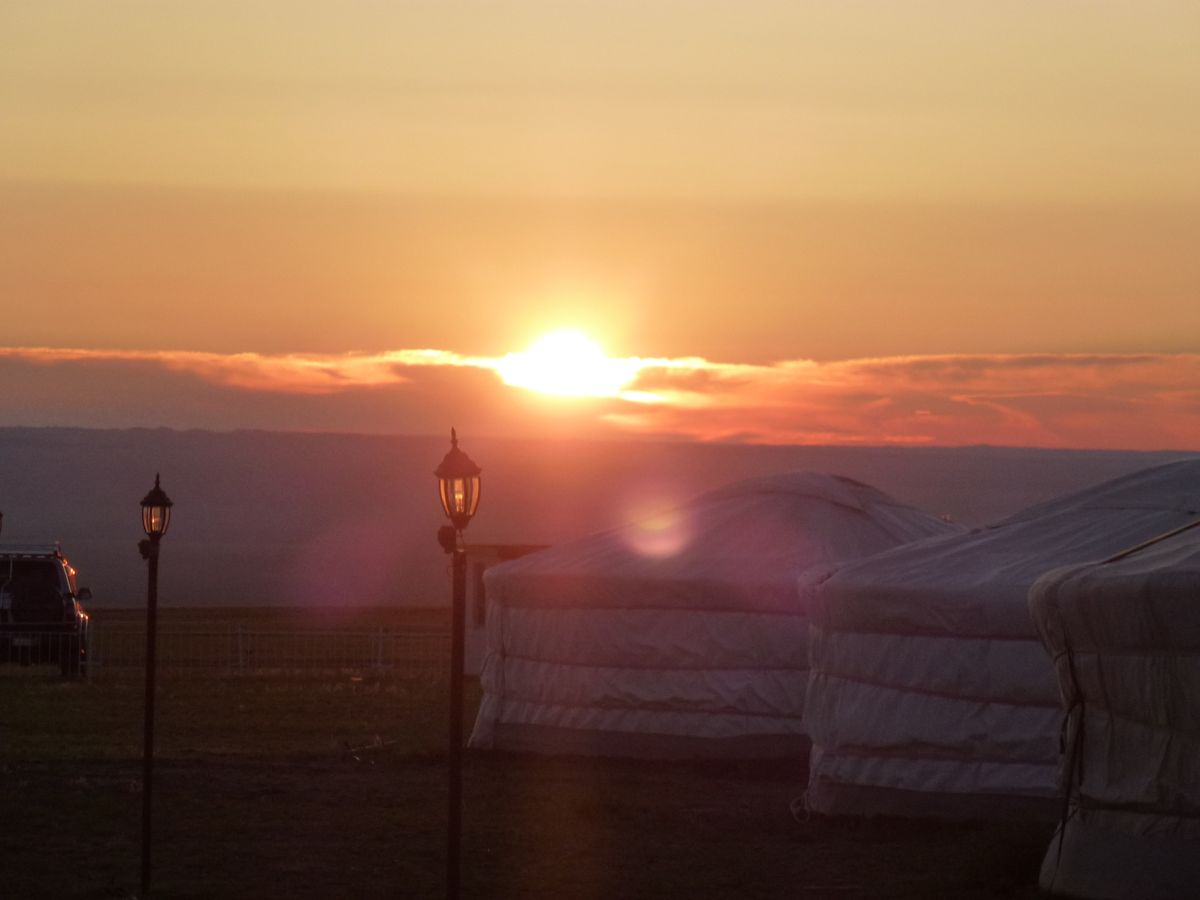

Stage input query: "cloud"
[
  {"left": 1, "top": 346, "right": 1198, "bottom": 450},
  {"left": 618, "top": 353, "right": 1200, "bottom": 448},
  {"left": 0, "top": 346, "right": 488, "bottom": 394}
]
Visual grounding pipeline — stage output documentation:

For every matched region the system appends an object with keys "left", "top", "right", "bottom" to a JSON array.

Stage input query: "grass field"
[{"left": 1, "top": 609, "right": 1054, "bottom": 899}]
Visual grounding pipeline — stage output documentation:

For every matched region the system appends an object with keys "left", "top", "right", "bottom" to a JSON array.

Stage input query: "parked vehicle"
[{"left": 0, "top": 545, "right": 91, "bottom": 677}]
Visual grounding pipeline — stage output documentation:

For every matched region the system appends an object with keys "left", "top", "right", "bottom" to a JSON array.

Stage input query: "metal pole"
[
  {"left": 447, "top": 541, "right": 466, "bottom": 900},
  {"left": 140, "top": 536, "right": 160, "bottom": 897}
]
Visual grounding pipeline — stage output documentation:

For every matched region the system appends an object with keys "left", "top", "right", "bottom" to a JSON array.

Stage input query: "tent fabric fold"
[
  {"left": 803, "top": 458, "right": 1200, "bottom": 819},
  {"left": 1031, "top": 523, "right": 1200, "bottom": 900}
]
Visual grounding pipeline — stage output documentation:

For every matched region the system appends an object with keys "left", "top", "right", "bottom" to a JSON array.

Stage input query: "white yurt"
[
  {"left": 470, "top": 472, "right": 962, "bottom": 758},
  {"left": 803, "top": 458, "right": 1200, "bottom": 819},
  {"left": 1032, "top": 520, "right": 1200, "bottom": 900}
]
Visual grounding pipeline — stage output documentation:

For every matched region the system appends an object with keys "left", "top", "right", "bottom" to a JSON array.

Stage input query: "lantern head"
[
  {"left": 434, "top": 428, "right": 481, "bottom": 531},
  {"left": 140, "top": 473, "right": 174, "bottom": 538}
]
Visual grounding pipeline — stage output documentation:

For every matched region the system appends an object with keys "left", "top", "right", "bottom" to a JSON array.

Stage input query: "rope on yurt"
[{"left": 1099, "top": 516, "right": 1200, "bottom": 565}]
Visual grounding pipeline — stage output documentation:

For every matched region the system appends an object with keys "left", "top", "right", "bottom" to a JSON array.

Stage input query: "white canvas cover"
[
  {"left": 1032, "top": 521, "right": 1200, "bottom": 899},
  {"left": 804, "top": 458, "right": 1200, "bottom": 819},
  {"left": 470, "top": 472, "right": 961, "bottom": 758}
]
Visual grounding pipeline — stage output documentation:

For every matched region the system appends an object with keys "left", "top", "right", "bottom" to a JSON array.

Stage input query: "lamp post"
[
  {"left": 138, "top": 474, "right": 172, "bottom": 897},
  {"left": 434, "top": 429, "right": 481, "bottom": 900}
]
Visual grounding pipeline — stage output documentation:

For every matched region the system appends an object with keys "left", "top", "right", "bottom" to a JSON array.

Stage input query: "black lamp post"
[
  {"left": 138, "top": 474, "right": 172, "bottom": 897},
  {"left": 434, "top": 429, "right": 481, "bottom": 900}
]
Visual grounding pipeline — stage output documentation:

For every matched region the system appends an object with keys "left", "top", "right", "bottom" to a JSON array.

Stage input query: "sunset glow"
[
  {"left": 0, "top": 3, "right": 1197, "bottom": 450},
  {"left": 2, "top": 345, "right": 1197, "bottom": 451},
  {"left": 4, "top": 5, "right": 1200, "bottom": 894},
  {"left": 494, "top": 331, "right": 642, "bottom": 398}
]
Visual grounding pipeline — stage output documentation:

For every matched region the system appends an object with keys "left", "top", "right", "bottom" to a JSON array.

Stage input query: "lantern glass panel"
[
  {"left": 466, "top": 476, "right": 481, "bottom": 517},
  {"left": 142, "top": 505, "right": 170, "bottom": 536},
  {"left": 437, "top": 474, "right": 481, "bottom": 527}
]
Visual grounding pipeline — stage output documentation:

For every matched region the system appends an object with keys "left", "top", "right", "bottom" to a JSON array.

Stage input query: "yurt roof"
[
  {"left": 1032, "top": 520, "right": 1200, "bottom": 656},
  {"left": 815, "top": 458, "right": 1200, "bottom": 638},
  {"left": 483, "top": 471, "right": 961, "bottom": 613}
]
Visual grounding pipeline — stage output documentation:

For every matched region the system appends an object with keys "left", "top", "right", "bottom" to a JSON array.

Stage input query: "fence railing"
[
  {"left": 3, "top": 625, "right": 451, "bottom": 677},
  {"left": 0, "top": 629, "right": 84, "bottom": 673}
]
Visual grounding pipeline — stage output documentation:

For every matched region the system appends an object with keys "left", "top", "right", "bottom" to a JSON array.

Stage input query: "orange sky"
[{"left": 1, "top": 2, "right": 1198, "bottom": 447}]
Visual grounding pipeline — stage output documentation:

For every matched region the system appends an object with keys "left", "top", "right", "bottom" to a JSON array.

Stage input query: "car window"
[{"left": 1, "top": 560, "right": 65, "bottom": 622}]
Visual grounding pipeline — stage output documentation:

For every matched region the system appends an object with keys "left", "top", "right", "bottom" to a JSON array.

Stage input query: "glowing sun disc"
[{"left": 496, "top": 330, "right": 640, "bottom": 398}]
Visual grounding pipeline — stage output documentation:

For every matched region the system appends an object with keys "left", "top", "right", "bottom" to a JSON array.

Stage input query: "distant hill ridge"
[{"left": 0, "top": 426, "right": 1188, "bottom": 608}]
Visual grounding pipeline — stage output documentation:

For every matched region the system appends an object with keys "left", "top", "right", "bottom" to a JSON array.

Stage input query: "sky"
[{"left": 2, "top": 1, "right": 1198, "bottom": 449}]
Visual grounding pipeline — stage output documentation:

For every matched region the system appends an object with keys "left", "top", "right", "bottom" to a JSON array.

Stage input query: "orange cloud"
[
  {"left": 1, "top": 346, "right": 1198, "bottom": 450},
  {"left": 617, "top": 353, "right": 1200, "bottom": 448},
  {"left": 0, "top": 346, "right": 481, "bottom": 394}
]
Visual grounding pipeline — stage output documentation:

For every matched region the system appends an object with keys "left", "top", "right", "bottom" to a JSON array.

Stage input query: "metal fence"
[
  {"left": 0, "top": 629, "right": 83, "bottom": 673},
  {"left": 3, "top": 624, "right": 451, "bottom": 678}
]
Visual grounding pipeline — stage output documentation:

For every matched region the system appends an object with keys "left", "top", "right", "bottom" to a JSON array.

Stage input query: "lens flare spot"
[{"left": 623, "top": 505, "right": 692, "bottom": 559}]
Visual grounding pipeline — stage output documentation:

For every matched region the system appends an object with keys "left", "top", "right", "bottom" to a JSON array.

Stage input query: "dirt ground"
[
  {"left": 2, "top": 750, "right": 1054, "bottom": 899},
  {"left": 1, "top": 645, "right": 1056, "bottom": 899}
]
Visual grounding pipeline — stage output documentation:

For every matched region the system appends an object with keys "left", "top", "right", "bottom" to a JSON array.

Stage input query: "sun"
[{"left": 495, "top": 330, "right": 640, "bottom": 398}]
